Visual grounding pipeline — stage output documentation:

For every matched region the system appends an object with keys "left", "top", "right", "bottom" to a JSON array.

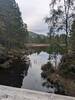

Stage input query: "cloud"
[
  {"left": 16, "top": 0, "right": 50, "bottom": 34},
  {"left": 29, "top": 19, "right": 48, "bottom": 35}
]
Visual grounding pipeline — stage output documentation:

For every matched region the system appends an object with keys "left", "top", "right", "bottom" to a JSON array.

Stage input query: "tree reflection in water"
[
  {"left": 41, "top": 61, "right": 65, "bottom": 95},
  {"left": 0, "top": 58, "right": 29, "bottom": 88}
]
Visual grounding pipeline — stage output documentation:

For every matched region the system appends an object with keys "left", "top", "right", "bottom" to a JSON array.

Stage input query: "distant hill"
[
  {"left": 29, "top": 31, "right": 45, "bottom": 38},
  {"left": 0, "top": 0, "right": 48, "bottom": 49},
  {"left": 28, "top": 31, "right": 48, "bottom": 43}
]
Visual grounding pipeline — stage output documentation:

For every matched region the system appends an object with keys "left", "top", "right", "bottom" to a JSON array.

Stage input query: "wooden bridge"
[{"left": 0, "top": 85, "right": 75, "bottom": 100}]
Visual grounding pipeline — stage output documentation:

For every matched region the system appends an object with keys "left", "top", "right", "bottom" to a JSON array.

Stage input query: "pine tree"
[{"left": 0, "top": 0, "right": 28, "bottom": 48}]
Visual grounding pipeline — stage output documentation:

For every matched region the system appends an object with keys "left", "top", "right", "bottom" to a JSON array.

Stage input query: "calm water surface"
[
  {"left": 0, "top": 51, "right": 61, "bottom": 93},
  {"left": 22, "top": 51, "right": 61, "bottom": 92}
]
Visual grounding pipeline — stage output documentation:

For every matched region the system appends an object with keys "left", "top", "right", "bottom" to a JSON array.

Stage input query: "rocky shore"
[
  {"left": 0, "top": 47, "right": 30, "bottom": 87},
  {"left": 0, "top": 47, "right": 30, "bottom": 69}
]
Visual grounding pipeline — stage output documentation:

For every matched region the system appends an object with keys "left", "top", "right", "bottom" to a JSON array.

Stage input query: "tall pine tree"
[{"left": 0, "top": 0, "right": 28, "bottom": 48}]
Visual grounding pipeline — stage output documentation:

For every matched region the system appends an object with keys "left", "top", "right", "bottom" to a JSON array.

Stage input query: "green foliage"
[
  {"left": 47, "top": 43, "right": 66, "bottom": 54},
  {"left": 45, "top": 0, "right": 75, "bottom": 53},
  {"left": 0, "top": 0, "right": 28, "bottom": 49},
  {"left": 47, "top": 34, "right": 66, "bottom": 54},
  {"left": 59, "top": 54, "right": 75, "bottom": 78},
  {"left": 70, "top": 20, "right": 75, "bottom": 52}
]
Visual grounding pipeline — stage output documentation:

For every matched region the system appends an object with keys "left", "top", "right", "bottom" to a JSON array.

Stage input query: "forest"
[{"left": 0, "top": 0, "right": 75, "bottom": 97}]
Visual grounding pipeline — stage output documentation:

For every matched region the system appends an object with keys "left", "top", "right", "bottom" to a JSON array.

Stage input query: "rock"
[
  {"left": 0, "top": 49, "right": 30, "bottom": 69},
  {"left": 21, "top": 55, "right": 30, "bottom": 65}
]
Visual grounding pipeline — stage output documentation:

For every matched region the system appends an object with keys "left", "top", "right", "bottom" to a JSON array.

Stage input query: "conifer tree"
[{"left": 0, "top": 0, "right": 28, "bottom": 48}]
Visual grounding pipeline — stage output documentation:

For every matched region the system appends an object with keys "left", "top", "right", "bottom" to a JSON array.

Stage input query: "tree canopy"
[
  {"left": 45, "top": 0, "right": 75, "bottom": 53},
  {"left": 0, "top": 0, "right": 28, "bottom": 49}
]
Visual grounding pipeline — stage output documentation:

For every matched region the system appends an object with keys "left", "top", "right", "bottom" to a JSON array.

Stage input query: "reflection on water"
[
  {"left": 22, "top": 51, "right": 62, "bottom": 93},
  {"left": 41, "top": 61, "right": 65, "bottom": 94},
  {"left": 49, "top": 53, "right": 62, "bottom": 68},
  {"left": 0, "top": 51, "right": 62, "bottom": 94},
  {"left": 22, "top": 52, "right": 49, "bottom": 92},
  {"left": 0, "top": 60, "right": 29, "bottom": 88}
]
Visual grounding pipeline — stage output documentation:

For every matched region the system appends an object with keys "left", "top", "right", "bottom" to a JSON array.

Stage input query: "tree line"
[
  {"left": 0, "top": 0, "right": 28, "bottom": 49},
  {"left": 45, "top": 0, "right": 75, "bottom": 54}
]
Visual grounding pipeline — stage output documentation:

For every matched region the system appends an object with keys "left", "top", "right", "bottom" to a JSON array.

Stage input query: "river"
[
  {"left": 22, "top": 51, "right": 62, "bottom": 93},
  {"left": 0, "top": 51, "right": 62, "bottom": 93}
]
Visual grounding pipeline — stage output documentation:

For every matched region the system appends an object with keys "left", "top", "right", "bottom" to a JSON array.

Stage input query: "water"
[
  {"left": 22, "top": 52, "right": 49, "bottom": 92},
  {"left": 0, "top": 51, "right": 62, "bottom": 93},
  {"left": 22, "top": 51, "right": 62, "bottom": 92}
]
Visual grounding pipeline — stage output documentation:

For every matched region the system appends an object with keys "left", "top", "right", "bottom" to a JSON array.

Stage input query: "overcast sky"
[{"left": 15, "top": 0, "right": 50, "bottom": 34}]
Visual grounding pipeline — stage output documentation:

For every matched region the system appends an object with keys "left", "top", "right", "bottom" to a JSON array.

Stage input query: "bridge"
[{"left": 0, "top": 85, "right": 75, "bottom": 100}]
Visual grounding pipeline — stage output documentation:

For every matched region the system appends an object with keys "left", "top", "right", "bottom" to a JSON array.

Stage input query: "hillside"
[
  {"left": 28, "top": 31, "right": 48, "bottom": 43},
  {"left": 29, "top": 31, "right": 45, "bottom": 38},
  {"left": 0, "top": 0, "right": 28, "bottom": 49}
]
